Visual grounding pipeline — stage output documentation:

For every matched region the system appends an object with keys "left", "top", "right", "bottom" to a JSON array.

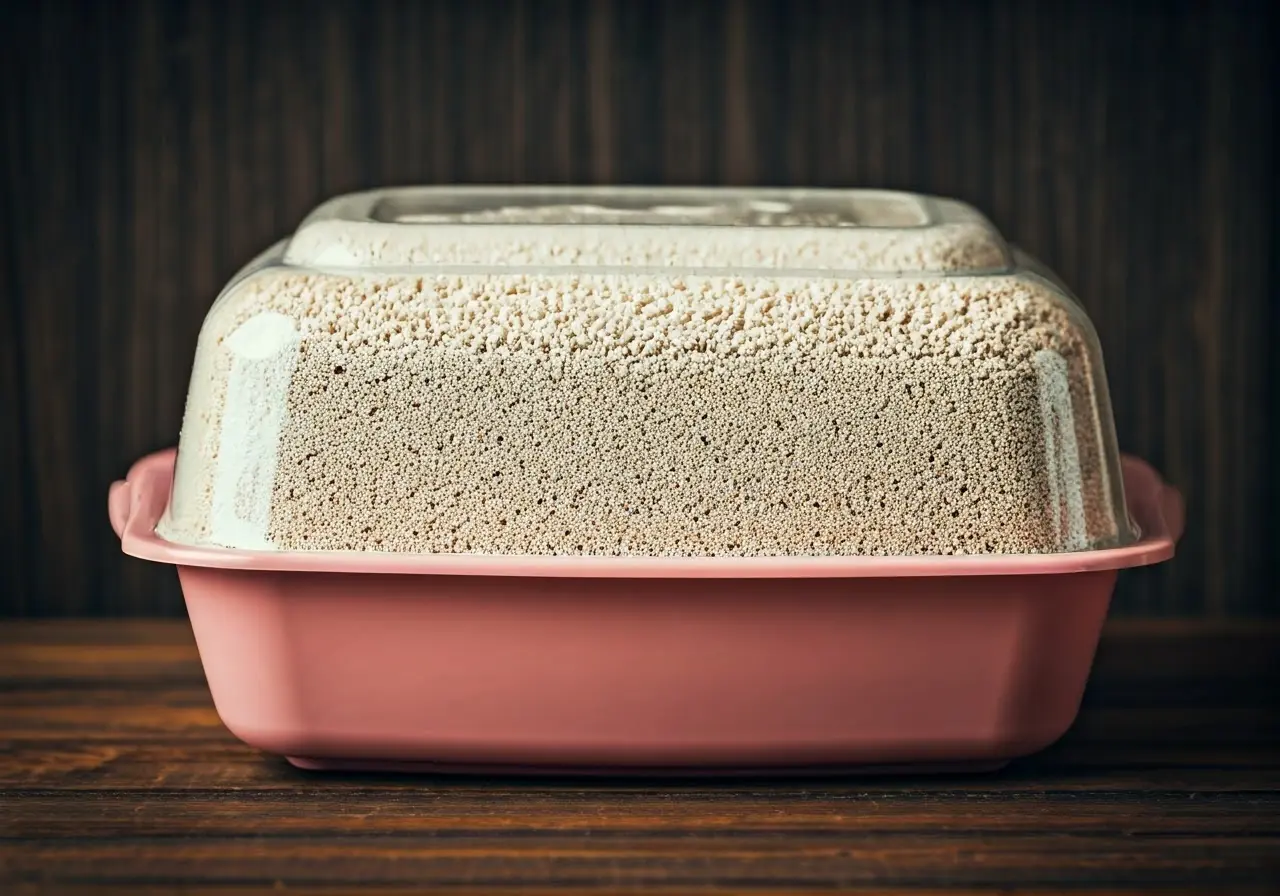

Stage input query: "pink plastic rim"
[{"left": 111, "top": 449, "right": 1180, "bottom": 579}]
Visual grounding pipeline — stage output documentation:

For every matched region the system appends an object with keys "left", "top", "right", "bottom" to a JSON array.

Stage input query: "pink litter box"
[
  {"left": 110, "top": 187, "right": 1183, "bottom": 774},
  {"left": 110, "top": 448, "right": 1180, "bottom": 774}
]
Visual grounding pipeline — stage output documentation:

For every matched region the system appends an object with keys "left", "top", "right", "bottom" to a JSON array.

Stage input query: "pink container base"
[{"left": 112, "top": 451, "right": 1181, "bottom": 775}]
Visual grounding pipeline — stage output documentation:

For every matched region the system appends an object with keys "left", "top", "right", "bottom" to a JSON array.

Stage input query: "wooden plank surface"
[
  {"left": 0, "top": 0, "right": 1276, "bottom": 619},
  {"left": 0, "top": 620, "right": 1277, "bottom": 893}
]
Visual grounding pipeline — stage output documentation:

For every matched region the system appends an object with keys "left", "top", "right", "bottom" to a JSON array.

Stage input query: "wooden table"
[{"left": 1, "top": 620, "right": 1277, "bottom": 894}]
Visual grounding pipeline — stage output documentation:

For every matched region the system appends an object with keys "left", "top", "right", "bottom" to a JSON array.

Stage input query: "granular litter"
[{"left": 159, "top": 269, "right": 1120, "bottom": 556}]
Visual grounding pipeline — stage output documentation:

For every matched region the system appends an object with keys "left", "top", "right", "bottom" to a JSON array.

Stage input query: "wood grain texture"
[
  {"left": 0, "top": 0, "right": 1276, "bottom": 617},
  {"left": 0, "top": 621, "right": 1278, "bottom": 893}
]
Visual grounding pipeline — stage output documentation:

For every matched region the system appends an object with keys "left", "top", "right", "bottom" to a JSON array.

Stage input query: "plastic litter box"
[{"left": 110, "top": 187, "right": 1182, "bottom": 774}]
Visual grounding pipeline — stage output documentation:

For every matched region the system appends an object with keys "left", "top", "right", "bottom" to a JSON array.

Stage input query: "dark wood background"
[{"left": 1, "top": 0, "right": 1275, "bottom": 618}]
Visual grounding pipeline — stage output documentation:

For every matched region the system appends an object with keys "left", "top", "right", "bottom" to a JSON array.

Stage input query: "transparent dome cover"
[{"left": 161, "top": 187, "right": 1133, "bottom": 558}]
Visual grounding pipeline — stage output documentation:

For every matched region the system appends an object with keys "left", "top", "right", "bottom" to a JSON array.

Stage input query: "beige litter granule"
[{"left": 160, "top": 269, "right": 1123, "bottom": 556}]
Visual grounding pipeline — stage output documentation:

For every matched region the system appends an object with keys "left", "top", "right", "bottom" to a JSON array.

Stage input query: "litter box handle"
[
  {"left": 108, "top": 477, "right": 137, "bottom": 539},
  {"left": 1119, "top": 453, "right": 1185, "bottom": 544},
  {"left": 109, "top": 448, "right": 178, "bottom": 540}
]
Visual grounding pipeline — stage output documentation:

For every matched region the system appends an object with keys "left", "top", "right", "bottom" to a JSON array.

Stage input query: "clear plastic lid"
[
  {"left": 282, "top": 186, "right": 1011, "bottom": 273},
  {"left": 163, "top": 187, "right": 1134, "bottom": 559}
]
